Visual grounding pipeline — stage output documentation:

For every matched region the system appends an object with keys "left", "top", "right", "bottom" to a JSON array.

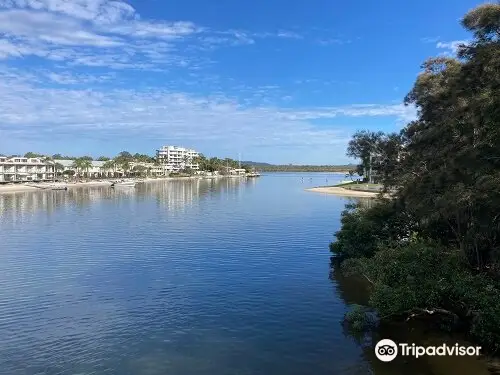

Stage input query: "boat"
[
  {"left": 111, "top": 181, "right": 136, "bottom": 188},
  {"left": 246, "top": 172, "right": 261, "bottom": 178}
]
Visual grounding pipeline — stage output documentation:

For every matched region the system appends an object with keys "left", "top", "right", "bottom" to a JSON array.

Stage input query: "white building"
[
  {"left": 156, "top": 146, "right": 200, "bottom": 172},
  {"left": 0, "top": 156, "right": 55, "bottom": 183},
  {"left": 55, "top": 159, "right": 167, "bottom": 178},
  {"left": 55, "top": 159, "right": 110, "bottom": 178}
]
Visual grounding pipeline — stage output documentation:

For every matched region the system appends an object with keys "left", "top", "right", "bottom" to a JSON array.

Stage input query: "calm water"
[{"left": 0, "top": 173, "right": 491, "bottom": 375}]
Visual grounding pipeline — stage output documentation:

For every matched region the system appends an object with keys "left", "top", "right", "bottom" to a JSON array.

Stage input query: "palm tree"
[
  {"left": 120, "top": 160, "right": 130, "bottom": 178},
  {"left": 101, "top": 160, "right": 115, "bottom": 178},
  {"left": 71, "top": 159, "right": 84, "bottom": 178},
  {"left": 82, "top": 159, "right": 93, "bottom": 178},
  {"left": 54, "top": 162, "right": 65, "bottom": 179}
]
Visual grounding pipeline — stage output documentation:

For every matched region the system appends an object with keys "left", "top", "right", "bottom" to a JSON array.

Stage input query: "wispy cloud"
[
  {"left": 45, "top": 71, "right": 116, "bottom": 84},
  {"left": 0, "top": 68, "right": 415, "bottom": 147},
  {"left": 420, "top": 36, "right": 440, "bottom": 43},
  {"left": 436, "top": 40, "right": 469, "bottom": 55},
  {"left": 316, "top": 38, "right": 350, "bottom": 46}
]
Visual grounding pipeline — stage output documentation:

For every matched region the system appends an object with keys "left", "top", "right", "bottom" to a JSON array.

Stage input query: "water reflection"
[{"left": 0, "top": 178, "right": 252, "bottom": 222}]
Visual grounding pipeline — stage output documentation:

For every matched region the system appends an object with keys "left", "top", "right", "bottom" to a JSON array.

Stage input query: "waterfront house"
[
  {"left": 0, "top": 157, "right": 55, "bottom": 183},
  {"left": 230, "top": 168, "right": 247, "bottom": 176}
]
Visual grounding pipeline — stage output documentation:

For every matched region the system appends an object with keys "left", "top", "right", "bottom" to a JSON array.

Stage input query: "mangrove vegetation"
[{"left": 330, "top": 3, "right": 500, "bottom": 353}]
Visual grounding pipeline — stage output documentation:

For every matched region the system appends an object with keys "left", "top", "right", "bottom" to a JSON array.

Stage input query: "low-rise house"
[
  {"left": 0, "top": 157, "right": 55, "bottom": 182},
  {"left": 230, "top": 168, "right": 247, "bottom": 176},
  {"left": 55, "top": 160, "right": 111, "bottom": 178}
]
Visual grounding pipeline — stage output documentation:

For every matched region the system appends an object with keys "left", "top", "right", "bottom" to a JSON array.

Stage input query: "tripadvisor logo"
[{"left": 375, "top": 339, "right": 481, "bottom": 362}]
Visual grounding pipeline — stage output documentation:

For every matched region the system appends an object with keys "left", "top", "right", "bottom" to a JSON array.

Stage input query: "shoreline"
[
  {"left": 306, "top": 186, "right": 382, "bottom": 198},
  {"left": 0, "top": 176, "right": 244, "bottom": 195}
]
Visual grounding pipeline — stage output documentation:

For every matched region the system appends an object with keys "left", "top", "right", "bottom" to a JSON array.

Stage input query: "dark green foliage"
[
  {"left": 361, "top": 241, "right": 500, "bottom": 352},
  {"left": 330, "top": 3, "right": 500, "bottom": 353},
  {"left": 24, "top": 152, "right": 46, "bottom": 158},
  {"left": 343, "top": 304, "right": 377, "bottom": 332},
  {"left": 330, "top": 200, "right": 415, "bottom": 260}
]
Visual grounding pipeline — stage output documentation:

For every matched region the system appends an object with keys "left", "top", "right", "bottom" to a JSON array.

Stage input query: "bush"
[
  {"left": 344, "top": 240, "right": 500, "bottom": 353},
  {"left": 330, "top": 199, "right": 415, "bottom": 260},
  {"left": 343, "top": 304, "right": 377, "bottom": 332}
]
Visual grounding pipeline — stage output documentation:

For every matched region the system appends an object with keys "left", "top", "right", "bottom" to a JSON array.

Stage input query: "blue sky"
[{"left": 0, "top": 0, "right": 478, "bottom": 164}]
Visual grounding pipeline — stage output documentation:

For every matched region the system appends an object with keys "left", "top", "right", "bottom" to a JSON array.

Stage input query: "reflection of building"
[
  {"left": 0, "top": 156, "right": 55, "bottom": 182},
  {"left": 156, "top": 146, "right": 200, "bottom": 172},
  {"left": 0, "top": 177, "right": 253, "bottom": 220}
]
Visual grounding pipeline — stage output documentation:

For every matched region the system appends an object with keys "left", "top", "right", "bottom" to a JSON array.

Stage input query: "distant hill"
[
  {"left": 241, "top": 161, "right": 273, "bottom": 167},
  {"left": 241, "top": 161, "right": 356, "bottom": 172}
]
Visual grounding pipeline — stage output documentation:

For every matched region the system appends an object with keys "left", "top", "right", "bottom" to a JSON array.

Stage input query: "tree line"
[
  {"left": 331, "top": 4, "right": 500, "bottom": 353},
  {"left": 252, "top": 164, "right": 356, "bottom": 172},
  {"left": 16, "top": 151, "right": 254, "bottom": 177}
]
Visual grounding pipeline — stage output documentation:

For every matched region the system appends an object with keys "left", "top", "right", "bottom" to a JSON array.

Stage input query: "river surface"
[{"left": 0, "top": 173, "right": 491, "bottom": 375}]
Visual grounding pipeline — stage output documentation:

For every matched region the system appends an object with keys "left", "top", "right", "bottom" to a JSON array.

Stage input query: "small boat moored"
[
  {"left": 246, "top": 172, "right": 261, "bottom": 178},
  {"left": 111, "top": 181, "right": 137, "bottom": 188}
]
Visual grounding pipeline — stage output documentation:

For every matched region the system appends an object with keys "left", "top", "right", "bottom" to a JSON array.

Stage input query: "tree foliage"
[{"left": 331, "top": 3, "right": 500, "bottom": 353}]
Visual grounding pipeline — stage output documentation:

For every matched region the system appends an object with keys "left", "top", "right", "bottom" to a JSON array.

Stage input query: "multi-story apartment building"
[
  {"left": 156, "top": 146, "right": 200, "bottom": 172},
  {"left": 0, "top": 156, "right": 55, "bottom": 183}
]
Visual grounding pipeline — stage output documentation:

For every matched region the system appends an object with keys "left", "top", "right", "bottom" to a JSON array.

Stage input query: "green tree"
[
  {"left": 97, "top": 156, "right": 110, "bottom": 161},
  {"left": 80, "top": 159, "right": 93, "bottom": 178},
  {"left": 71, "top": 159, "right": 83, "bottom": 177},
  {"left": 54, "top": 162, "right": 65, "bottom": 177},
  {"left": 331, "top": 3, "right": 500, "bottom": 353},
  {"left": 24, "top": 152, "right": 45, "bottom": 158},
  {"left": 132, "top": 164, "right": 147, "bottom": 177}
]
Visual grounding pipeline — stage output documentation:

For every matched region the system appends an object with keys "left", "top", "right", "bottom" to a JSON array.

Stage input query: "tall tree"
[{"left": 346, "top": 131, "right": 385, "bottom": 182}]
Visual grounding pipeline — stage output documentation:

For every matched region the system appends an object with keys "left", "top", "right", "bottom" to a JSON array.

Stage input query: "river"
[{"left": 0, "top": 173, "right": 492, "bottom": 374}]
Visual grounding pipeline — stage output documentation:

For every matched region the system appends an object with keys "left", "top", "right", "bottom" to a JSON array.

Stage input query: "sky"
[{"left": 0, "top": 0, "right": 480, "bottom": 164}]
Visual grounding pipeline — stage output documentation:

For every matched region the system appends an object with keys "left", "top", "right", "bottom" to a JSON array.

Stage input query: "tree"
[
  {"left": 24, "top": 152, "right": 45, "bottom": 158},
  {"left": 80, "top": 159, "right": 93, "bottom": 178},
  {"left": 71, "top": 159, "right": 84, "bottom": 177},
  {"left": 132, "top": 164, "right": 147, "bottom": 177},
  {"left": 120, "top": 160, "right": 130, "bottom": 177},
  {"left": 346, "top": 131, "right": 384, "bottom": 182},
  {"left": 101, "top": 160, "right": 116, "bottom": 177},
  {"left": 71, "top": 158, "right": 92, "bottom": 178},
  {"left": 117, "top": 151, "right": 133, "bottom": 160},
  {"left": 97, "top": 156, "right": 110, "bottom": 161},
  {"left": 52, "top": 154, "right": 63, "bottom": 159},
  {"left": 54, "top": 162, "right": 65, "bottom": 177},
  {"left": 331, "top": 3, "right": 500, "bottom": 353}
]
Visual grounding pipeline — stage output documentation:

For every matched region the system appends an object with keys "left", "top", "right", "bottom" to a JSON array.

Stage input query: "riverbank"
[
  {"left": 0, "top": 175, "right": 248, "bottom": 195},
  {"left": 306, "top": 186, "right": 381, "bottom": 197}
]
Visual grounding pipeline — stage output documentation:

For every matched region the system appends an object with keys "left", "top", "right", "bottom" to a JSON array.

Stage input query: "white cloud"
[
  {"left": 0, "top": 10, "right": 123, "bottom": 47},
  {"left": 105, "top": 20, "right": 199, "bottom": 40},
  {"left": 45, "top": 71, "right": 115, "bottom": 84},
  {"left": 0, "top": 69, "right": 415, "bottom": 149},
  {"left": 436, "top": 40, "right": 469, "bottom": 54},
  {"left": 0, "top": 0, "right": 137, "bottom": 24}
]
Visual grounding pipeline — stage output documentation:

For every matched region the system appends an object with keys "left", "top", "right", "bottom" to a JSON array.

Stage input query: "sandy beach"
[{"left": 305, "top": 186, "right": 382, "bottom": 197}]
